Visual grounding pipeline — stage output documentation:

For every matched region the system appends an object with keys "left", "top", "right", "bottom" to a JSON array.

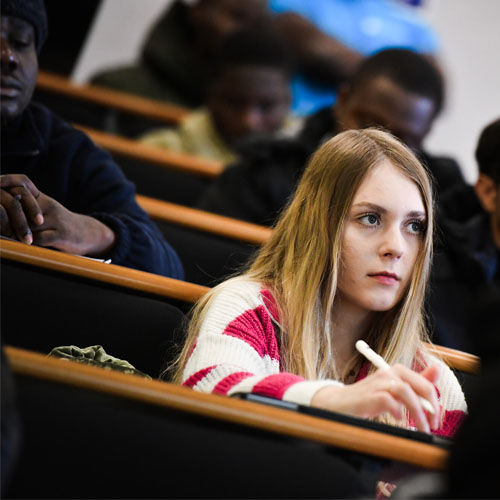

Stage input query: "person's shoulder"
[
  {"left": 29, "top": 101, "right": 88, "bottom": 137},
  {"left": 439, "top": 183, "right": 483, "bottom": 224},
  {"left": 200, "top": 277, "right": 276, "bottom": 333},
  {"left": 27, "top": 101, "right": 90, "bottom": 147},
  {"left": 234, "top": 136, "right": 313, "bottom": 176},
  {"left": 139, "top": 126, "right": 183, "bottom": 150},
  {"left": 210, "top": 277, "right": 264, "bottom": 306},
  {"left": 26, "top": 101, "right": 60, "bottom": 134},
  {"left": 420, "top": 151, "right": 465, "bottom": 189}
]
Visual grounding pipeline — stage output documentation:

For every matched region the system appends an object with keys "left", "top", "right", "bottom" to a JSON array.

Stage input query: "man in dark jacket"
[
  {"left": 0, "top": 0, "right": 183, "bottom": 279},
  {"left": 198, "top": 49, "right": 467, "bottom": 226},
  {"left": 428, "top": 118, "right": 500, "bottom": 352}
]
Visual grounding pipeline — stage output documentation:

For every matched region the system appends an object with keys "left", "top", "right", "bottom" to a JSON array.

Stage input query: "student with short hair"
[
  {"left": 140, "top": 27, "right": 298, "bottom": 164},
  {"left": 0, "top": 0, "right": 183, "bottom": 279},
  {"left": 198, "top": 49, "right": 466, "bottom": 225},
  {"left": 173, "top": 130, "right": 466, "bottom": 475},
  {"left": 428, "top": 118, "right": 500, "bottom": 352}
]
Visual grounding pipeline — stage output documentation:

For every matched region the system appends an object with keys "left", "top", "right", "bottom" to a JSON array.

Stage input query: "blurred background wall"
[{"left": 69, "top": 0, "right": 500, "bottom": 183}]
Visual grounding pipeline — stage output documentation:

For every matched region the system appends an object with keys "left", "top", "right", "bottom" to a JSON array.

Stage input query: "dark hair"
[
  {"left": 475, "top": 117, "right": 500, "bottom": 184},
  {"left": 350, "top": 48, "right": 444, "bottom": 117},
  {"left": 212, "top": 26, "right": 293, "bottom": 79},
  {"left": 1, "top": 0, "right": 48, "bottom": 54}
]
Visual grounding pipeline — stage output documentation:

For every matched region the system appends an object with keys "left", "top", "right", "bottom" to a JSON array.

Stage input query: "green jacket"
[{"left": 49, "top": 345, "right": 152, "bottom": 379}]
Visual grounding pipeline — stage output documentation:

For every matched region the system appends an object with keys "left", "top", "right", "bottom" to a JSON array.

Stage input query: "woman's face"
[{"left": 338, "top": 160, "right": 426, "bottom": 315}]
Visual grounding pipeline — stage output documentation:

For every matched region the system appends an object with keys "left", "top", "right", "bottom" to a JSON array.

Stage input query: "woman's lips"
[{"left": 368, "top": 273, "right": 400, "bottom": 285}]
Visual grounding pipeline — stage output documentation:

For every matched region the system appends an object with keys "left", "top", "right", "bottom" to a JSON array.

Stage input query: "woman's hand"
[{"left": 311, "top": 364, "right": 441, "bottom": 433}]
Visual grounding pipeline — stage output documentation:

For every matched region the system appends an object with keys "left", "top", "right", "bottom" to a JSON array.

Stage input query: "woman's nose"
[{"left": 379, "top": 226, "right": 404, "bottom": 259}]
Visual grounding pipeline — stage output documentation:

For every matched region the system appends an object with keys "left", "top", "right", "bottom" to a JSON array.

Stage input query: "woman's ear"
[{"left": 474, "top": 173, "right": 498, "bottom": 213}]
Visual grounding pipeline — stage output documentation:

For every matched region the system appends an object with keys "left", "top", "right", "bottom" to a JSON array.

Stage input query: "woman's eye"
[
  {"left": 407, "top": 220, "right": 425, "bottom": 234},
  {"left": 359, "top": 213, "right": 380, "bottom": 226}
]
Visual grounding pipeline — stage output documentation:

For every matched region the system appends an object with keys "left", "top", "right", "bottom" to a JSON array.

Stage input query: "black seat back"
[
  {"left": 1, "top": 259, "right": 187, "bottom": 378},
  {"left": 4, "top": 361, "right": 373, "bottom": 499},
  {"left": 118, "top": 155, "right": 210, "bottom": 206},
  {"left": 154, "top": 219, "right": 258, "bottom": 287}
]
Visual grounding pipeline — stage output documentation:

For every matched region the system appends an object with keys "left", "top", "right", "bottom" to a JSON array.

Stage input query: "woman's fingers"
[
  {"left": 312, "top": 365, "right": 442, "bottom": 433},
  {"left": 384, "top": 377, "right": 430, "bottom": 432},
  {"left": 371, "top": 390, "right": 405, "bottom": 421},
  {"left": 390, "top": 364, "right": 440, "bottom": 430}
]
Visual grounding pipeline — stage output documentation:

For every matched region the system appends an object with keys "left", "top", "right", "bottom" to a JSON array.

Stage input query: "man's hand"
[
  {"left": 1, "top": 174, "right": 115, "bottom": 257},
  {"left": 1, "top": 174, "right": 44, "bottom": 244},
  {"left": 31, "top": 193, "right": 116, "bottom": 256}
]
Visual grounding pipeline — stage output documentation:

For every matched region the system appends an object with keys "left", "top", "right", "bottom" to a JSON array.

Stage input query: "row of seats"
[
  {"left": 1, "top": 71, "right": 480, "bottom": 499},
  {"left": 7, "top": 345, "right": 438, "bottom": 499},
  {"left": 1, "top": 238, "right": 480, "bottom": 378},
  {"left": 0, "top": 241, "right": 477, "bottom": 498}
]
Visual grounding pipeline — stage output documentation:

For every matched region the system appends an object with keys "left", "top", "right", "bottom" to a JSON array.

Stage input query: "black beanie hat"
[{"left": 1, "top": 0, "right": 48, "bottom": 54}]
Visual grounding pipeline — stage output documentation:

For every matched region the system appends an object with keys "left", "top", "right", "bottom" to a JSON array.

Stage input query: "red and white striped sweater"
[{"left": 182, "top": 279, "right": 467, "bottom": 437}]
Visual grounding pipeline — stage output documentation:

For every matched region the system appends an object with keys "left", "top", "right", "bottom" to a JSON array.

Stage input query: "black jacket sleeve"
[{"left": 47, "top": 117, "right": 184, "bottom": 279}]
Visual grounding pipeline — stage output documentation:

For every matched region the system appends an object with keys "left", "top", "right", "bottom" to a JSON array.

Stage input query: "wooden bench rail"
[
  {"left": 425, "top": 344, "right": 480, "bottom": 375},
  {"left": 37, "top": 70, "right": 189, "bottom": 125},
  {"left": 0, "top": 238, "right": 207, "bottom": 304},
  {"left": 77, "top": 125, "right": 224, "bottom": 178},
  {"left": 136, "top": 194, "right": 272, "bottom": 246},
  {"left": 5, "top": 345, "right": 449, "bottom": 471},
  {"left": 0, "top": 238, "right": 480, "bottom": 374}
]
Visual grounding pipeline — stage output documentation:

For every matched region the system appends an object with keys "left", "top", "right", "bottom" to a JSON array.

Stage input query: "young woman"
[{"left": 172, "top": 128, "right": 466, "bottom": 438}]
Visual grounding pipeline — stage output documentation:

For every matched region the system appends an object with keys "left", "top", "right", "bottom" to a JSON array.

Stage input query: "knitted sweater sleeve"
[
  {"left": 182, "top": 280, "right": 342, "bottom": 405},
  {"left": 411, "top": 352, "right": 468, "bottom": 438}
]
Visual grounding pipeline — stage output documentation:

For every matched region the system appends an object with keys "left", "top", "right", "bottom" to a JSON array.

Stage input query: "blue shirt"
[{"left": 269, "top": 0, "right": 439, "bottom": 115}]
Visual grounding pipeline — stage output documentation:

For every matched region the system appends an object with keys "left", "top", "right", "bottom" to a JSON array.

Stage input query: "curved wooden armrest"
[
  {"left": 0, "top": 238, "right": 207, "bottom": 303},
  {"left": 136, "top": 195, "right": 272, "bottom": 245},
  {"left": 76, "top": 125, "right": 224, "bottom": 178},
  {"left": 5, "top": 345, "right": 449, "bottom": 471},
  {"left": 37, "top": 70, "right": 188, "bottom": 124},
  {"left": 424, "top": 342, "right": 480, "bottom": 374}
]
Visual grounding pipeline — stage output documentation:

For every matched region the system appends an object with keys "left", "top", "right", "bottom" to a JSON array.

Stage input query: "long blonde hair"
[{"left": 171, "top": 129, "right": 435, "bottom": 385}]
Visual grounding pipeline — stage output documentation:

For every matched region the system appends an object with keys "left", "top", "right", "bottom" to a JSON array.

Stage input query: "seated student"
[
  {"left": 172, "top": 130, "right": 466, "bottom": 499},
  {"left": 428, "top": 118, "right": 500, "bottom": 352},
  {"left": 140, "top": 28, "right": 298, "bottom": 165},
  {"left": 269, "top": 0, "right": 439, "bottom": 116},
  {"left": 0, "top": 0, "right": 183, "bottom": 279},
  {"left": 91, "top": 0, "right": 269, "bottom": 108},
  {"left": 198, "top": 49, "right": 466, "bottom": 226}
]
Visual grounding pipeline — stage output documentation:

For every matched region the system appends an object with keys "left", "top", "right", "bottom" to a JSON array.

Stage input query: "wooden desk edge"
[
  {"left": 5, "top": 345, "right": 448, "bottom": 472},
  {"left": 76, "top": 125, "right": 224, "bottom": 178},
  {"left": 136, "top": 195, "right": 272, "bottom": 246},
  {"left": 37, "top": 70, "right": 189, "bottom": 124},
  {"left": 0, "top": 238, "right": 208, "bottom": 303}
]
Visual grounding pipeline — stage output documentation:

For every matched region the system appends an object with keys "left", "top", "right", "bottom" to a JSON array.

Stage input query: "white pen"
[{"left": 355, "top": 340, "right": 435, "bottom": 415}]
